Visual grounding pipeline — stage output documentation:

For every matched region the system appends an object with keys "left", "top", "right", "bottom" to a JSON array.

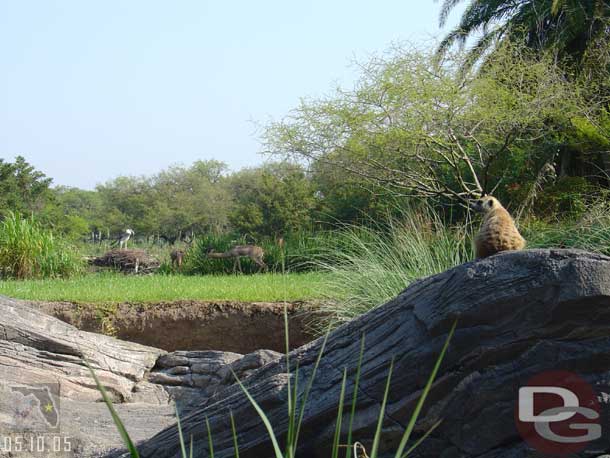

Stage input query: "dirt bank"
[{"left": 34, "top": 300, "right": 319, "bottom": 353}]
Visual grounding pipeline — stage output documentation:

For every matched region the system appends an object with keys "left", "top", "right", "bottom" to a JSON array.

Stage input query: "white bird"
[{"left": 116, "top": 229, "right": 134, "bottom": 249}]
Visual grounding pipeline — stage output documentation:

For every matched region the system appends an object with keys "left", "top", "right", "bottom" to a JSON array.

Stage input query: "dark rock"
[{"left": 134, "top": 250, "right": 610, "bottom": 458}]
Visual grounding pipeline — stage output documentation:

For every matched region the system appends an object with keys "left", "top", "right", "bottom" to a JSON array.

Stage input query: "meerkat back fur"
[{"left": 470, "top": 196, "right": 525, "bottom": 259}]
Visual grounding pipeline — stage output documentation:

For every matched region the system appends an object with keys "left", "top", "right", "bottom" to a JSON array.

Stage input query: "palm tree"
[{"left": 437, "top": 0, "right": 610, "bottom": 65}]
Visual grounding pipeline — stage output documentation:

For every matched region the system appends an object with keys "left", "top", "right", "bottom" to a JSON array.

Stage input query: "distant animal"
[
  {"left": 170, "top": 249, "right": 185, "bottom": 270},
  {"left": 113, "top": 229, "right": 134, "bottom": 250},
  {"left": 206, "top": 245, "right": 267, "bottom": 273},
  {"left": 470, "top": 196, "right": 525, "bottom": 259}
]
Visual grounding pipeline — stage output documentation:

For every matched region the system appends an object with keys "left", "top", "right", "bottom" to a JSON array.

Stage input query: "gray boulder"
[{"left": 0, "top": 296, "right": 277, "bottom": 457}]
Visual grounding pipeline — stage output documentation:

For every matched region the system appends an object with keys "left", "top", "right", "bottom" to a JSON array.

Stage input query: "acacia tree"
[{"left": 262, "top": 45, "right": 587, "bottom": 206}]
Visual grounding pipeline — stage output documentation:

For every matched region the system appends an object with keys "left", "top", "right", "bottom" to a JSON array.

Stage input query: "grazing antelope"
[
  {"left": 170, "top": 249, "right": 185, "bottom": 270},
  {"left": 206, "top": 245, "right": 267, "bottom": 273}
]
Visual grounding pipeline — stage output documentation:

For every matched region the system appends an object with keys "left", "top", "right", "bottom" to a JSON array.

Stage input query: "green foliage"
[
  {"left": 36, "top": 159, "right": 325, "bottom": 245},
  {"left": 0, "top": 156, "right": 52, "bottom": 216},
  {"left": 523, "top": 199, "right": 610, "bottom": 255},
  {"left": 153, "top": 160, "right": 232, "bottom": 237},
  {"left": 570, "top": 111, "right": 610, "bottom": 150},
  {"left": 263, "top": 44, "right": 588, "bottom": 206},
  {"left": 93, "top": 160, "right": 233, "bottom": 239},
  {"left": 535, "top": 177, "right": 596, "bottom": 217},
  {"left": 437, "top": 0, "right": 610, "bottom": 66},
  {"left": 228, "top": 162, "right": 318, "bottom": 238},
  {"left": 40, "top": 186, "right": 103, "bottom": 240},
  {"left": 311, "top": 209, "right": 472, "bottom": 328},
  {"left": 311, "top": 161, "right": 400, "bottom": 225},
  {"left": 0, "top": 212, "right": 82, "bottom": 279}
]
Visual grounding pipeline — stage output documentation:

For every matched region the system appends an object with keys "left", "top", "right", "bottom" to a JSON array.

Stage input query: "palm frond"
[{"left": 439, "top": 0, "right": 467, "bottom": 27}]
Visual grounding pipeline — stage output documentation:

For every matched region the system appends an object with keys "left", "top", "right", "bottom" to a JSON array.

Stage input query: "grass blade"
[
  {"left": 331, "top": 368, "right": 348, "bottom": 458},
  {"left": 175, "top": 405, "right": 188, "bottom": 458},
  {"left": 370, "top": 358, "right": 395, "bottom": 458},
  {"left": 393, "top": 319, "right": 457, "bottom": 458},
  {"left": 205, "top": 416, "right": 215, "bottom": 458},
  {"left": 85, "top": 359, "right": 140, "bottom": 458},
  {"left": 293, "top": 327, "right": 331, "bottom": 445},
  {"left": 232, "top": 370, "right": 284, "bottom": 458},
  {"left": 230, "top": 411, "right": 240, "bottom": 458},
  {"left": 286, "top": 359, "right": 300, "bottom": 457},
  {"left": 402, "top": 419, "right": 442, "bottom": 457},
  {"left": 346, "top": 333, "right": 365, "bottom": 458}
]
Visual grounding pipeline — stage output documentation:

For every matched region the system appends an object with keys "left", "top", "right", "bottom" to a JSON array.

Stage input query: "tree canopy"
[
  {"left": 0, "top": 156, "right": 52, "bottom": 216},
  {"left": 263, "top": 43, "right": 604, "bottom": 212},
  {"left": 437, "top": 0, "right": 610, "bottom": 66}
]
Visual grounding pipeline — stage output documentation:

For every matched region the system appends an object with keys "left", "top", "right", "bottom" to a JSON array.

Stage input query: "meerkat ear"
[{"left": 487, "top": 199, "right": 494, "bottom": 208}]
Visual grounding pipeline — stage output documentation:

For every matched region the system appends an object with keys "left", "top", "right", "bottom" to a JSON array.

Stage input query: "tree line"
[{"left": 0, "top": 156, "right": 394, "bottom": 242}]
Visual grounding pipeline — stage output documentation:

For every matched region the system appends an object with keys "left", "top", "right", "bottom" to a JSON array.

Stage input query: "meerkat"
[{"left": 470, "top": 196, "right": 526, "bottom": 259}]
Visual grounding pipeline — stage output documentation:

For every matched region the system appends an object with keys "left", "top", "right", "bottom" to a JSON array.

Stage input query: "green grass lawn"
[{"left": 0, "top": 271, "right": 329, "bottom": 304}]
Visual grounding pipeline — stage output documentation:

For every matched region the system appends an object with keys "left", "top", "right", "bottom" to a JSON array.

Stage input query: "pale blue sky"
[{"left": 0, "top": 1, "right": 463, "bottom": 189}]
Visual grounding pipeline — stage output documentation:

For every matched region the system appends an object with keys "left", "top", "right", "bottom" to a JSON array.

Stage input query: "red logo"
[{"left": 515, "top": 370, "right": 601, "bottom": 455}]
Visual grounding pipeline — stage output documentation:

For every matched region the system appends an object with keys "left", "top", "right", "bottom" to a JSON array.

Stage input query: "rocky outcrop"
[
  {"left": 0, "top": 297, "right": 280, "bottom": 457},
  {"left": 134, "top": 249, "right": 610, "bottom": 458},
  {"left": 148, "top": 349, "right": 281, "bottom": 411},
  {"left": 0, "top": 295, "right": 169, "bottom": 457}
]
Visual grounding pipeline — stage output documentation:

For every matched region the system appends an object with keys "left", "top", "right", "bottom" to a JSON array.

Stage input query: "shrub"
[
  {"left": 534, "top": 177, "right": 596, "bottom": 218},
  {"left": 0, "top": 212, "right": 82, "bottom": 279}
]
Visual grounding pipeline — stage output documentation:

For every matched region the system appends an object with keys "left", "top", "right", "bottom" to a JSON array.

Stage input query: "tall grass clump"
[
  {"left": 522, "top": 199, "right": 610, "bottom": 255},
  {"left": 0, "top": 212, "right": 82, "bottom": 279},
  {"left": 313, "top": 209, "right": 472, "bottom": 327}
]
